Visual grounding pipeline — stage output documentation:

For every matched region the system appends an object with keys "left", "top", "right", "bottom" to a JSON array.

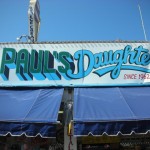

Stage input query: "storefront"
[{"left": 0, "top": 41, "right": 150, "bottom": 150}]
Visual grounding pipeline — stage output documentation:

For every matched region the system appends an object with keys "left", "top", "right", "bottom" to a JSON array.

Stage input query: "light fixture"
[{"left": 16, "top": 35, "right": 33, "bottom": 42}]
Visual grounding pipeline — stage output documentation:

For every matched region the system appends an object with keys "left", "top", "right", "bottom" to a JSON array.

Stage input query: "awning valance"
[
  {"left": 74, "top": 87, "right": 150, "bottom": 136},
  {"left": 0, "top": 88, "right": 64, "bottom": 138}
]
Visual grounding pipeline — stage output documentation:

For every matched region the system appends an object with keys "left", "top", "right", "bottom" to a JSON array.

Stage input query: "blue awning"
[
  {"left": 74, "top": 87, "right": 150, "bottom": 136},
  {"left": 0, "top": 88, "right": 64, "bottom": 138}
]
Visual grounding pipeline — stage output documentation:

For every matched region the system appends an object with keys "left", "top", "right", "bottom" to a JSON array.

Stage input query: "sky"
[{"left": 0, "top": 0, "right": 149, "bottom": 42}]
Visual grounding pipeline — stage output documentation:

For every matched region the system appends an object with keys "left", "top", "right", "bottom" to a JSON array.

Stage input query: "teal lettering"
[
  {"left": 16, "top": 49, "right": 32, "bottom": 80},
  {"left": 43, "top": 51, "right": 61, "bottom": 80},
  {"left": 30, "top": 50, "right": 45, "bottom": 80},
  {"left": 0, "top": 48, "right": 16, "bottom": 80},
  {"left": 58, "top": 52, "right": 75, "bottom": 80},
  {"left": 67, "top": 50, "right": 94, "bottom": 79}
]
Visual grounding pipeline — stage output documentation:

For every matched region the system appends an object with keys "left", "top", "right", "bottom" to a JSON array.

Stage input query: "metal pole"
[{"left": 138, "top": 4, "right": 147, "bottom": 41}]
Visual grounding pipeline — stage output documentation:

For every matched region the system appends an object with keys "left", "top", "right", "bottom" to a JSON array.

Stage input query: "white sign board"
[{"left": 0, "top": 42, "right": 150, "bottom": 87}]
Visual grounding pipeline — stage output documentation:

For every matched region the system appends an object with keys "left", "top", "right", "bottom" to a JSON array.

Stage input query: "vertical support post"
[{"left": 64, "top": 125, "right": 77, "bottom": 150}]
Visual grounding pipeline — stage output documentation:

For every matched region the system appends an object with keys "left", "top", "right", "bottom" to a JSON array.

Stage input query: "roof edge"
[{"left": 0, "top": 40, "right": 150, "bottom": 44}]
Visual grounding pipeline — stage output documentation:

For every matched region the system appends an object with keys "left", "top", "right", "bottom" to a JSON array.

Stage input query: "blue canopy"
[
  {"left": 74, "top": 87, "right": 150, "bottom": 136},
  {"left": 0, "top": 88, "right": 64, "bottom": 137}
]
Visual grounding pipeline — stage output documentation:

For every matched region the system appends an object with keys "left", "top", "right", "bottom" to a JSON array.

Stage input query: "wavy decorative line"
[{"left": 93, "top": 65, "right": 150, "bottom": 77}]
